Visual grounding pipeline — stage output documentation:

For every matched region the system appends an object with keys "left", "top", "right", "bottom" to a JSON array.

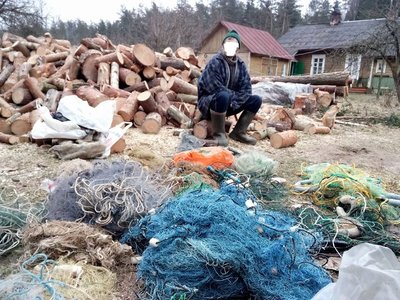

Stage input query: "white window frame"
[
  {"left": 345, "top": 54, "right": 362, "bottom": 80},
  {"left": 375, "top": 59, "right": 387, "bottom": 73},
  {"left": 311, "top": 54, "right": 325, "bottom": 75}
]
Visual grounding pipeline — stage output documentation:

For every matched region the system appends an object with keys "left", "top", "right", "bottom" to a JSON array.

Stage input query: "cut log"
[
  {"left": 0, "top": 119, "right": 12, "bottom": 134},
  {"left": 132, "top": 43, "right": 156, "bottom": 67},
  {"left": 137, "top": 90, "right": 158, "bottom": 113},
  {"left": 166, "top": 66, "right": 181, "bottom": 76},
  {"left": 18, "top": 62, "right": 32, "bottom": 80},
  {"left": 147, "top": 78, "right": 162, "bottom": 89},
  {"left": 97, "top": 62, "right": 110, "bottom": 87},
  {"left": 30, "top": 63, "right": 57, "bottom": 78},
  {"left": 11, "top": 87, "right": 33, "bottom": 105},
  {"left": 119, "top": 67, "right": 141, "bottom": 86},
  {"left": 117, "top": 91, "right": 139, "bottom": 122},
  {"left": 17, "top": 98, "right": 42, "bottom": 114},
  {"left": 270, "top": 130, "right": 298, "bottom": 149},
  {"left": 167, "top": 105, "right": 192, "bottom": 128},
  {"left": 43, "top": 51, "right": 69, "bottom": 63},
  {"left": 141, "top": 112, "right": 162, "bottom": 134},
  {"left": 44, "top": 89, "right": 62, "bottom": 112},
  {"left": 10, "top": 112, "right": 31, "bottom": 136},
  {"left": 111, "top": 138, "right": 126, "bottom": 154},
  {"left": 110, "top": 61, "right": 119, "bottom": 89},
  {"left": 193, "top": 119, "right": 209, "bottom": 139},
  {"left": 322, "top": 105, "right": 340, "bottom": 129},
  {"left": 0, "top": 132, "right": 19, "bottom": 144},
  {"left": 11, "top": 41, "right": 30, "bottom": 57},
  {"left": 0, "top": 63, "right": 15, "bottom": 88},
  {"left": 314, "top": 88, "right": 332, "bottom": 107},
  {"left": 79, "top": 49, "right": 102, "bottom": 82},
  {"left": 94, "top": 52, "right": 123, "bottom": 65},
  {"left": 74, "top": 44, "right": 88, "bottom": 57},
  {"left": 293, "top": 115, "right": 316, "bottom": 132},
  {"left": 166, "top": 76, "right": 197, "bottom": 95},
  {"left": 158, "top": 56, "right": 189, "bottom": 71},
  {"left": 133, "top": 110, "right": 147, "bottom": 127},
  {"left": 314, "top": 126, "right": 331, "bottom": 134},
  {"left": 251, "top": 127, "right": 277, "bottom": 140},
  {"left": 251, "top": 71, "right": 351, "bottom": 87},
  {"left": 0, "top": 96, "right": 16, "bottom": 118},
  {"left": 24, "top": 77, "right": 46, "bottom": 99},
  {"left": 75, "top": 85, "right": 108, "bottom": 107},
  {"left": 142, "top": 66, "right": 156, "bottom": 80},
  {"left": 123, "top": 81, "right": 149, "bottom": 93},
  {"left": 163, "top": 47, "right": 175, "bottom": 57},
  {"left": 101, "top": 84, "right": 130, "bottom": 98},
  {"left": 176, "top": 93, "right": 197, "bottom": 104}
]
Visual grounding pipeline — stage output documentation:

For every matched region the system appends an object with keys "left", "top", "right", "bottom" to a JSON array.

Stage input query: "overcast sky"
[{"left": 43, "top": 0, "right": 312, "bottom": 23}]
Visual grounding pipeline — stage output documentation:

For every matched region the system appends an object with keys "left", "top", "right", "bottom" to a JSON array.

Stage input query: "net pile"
[
  {"left": 45, "top": 159, "right": 172, "bottom": 237},
  {"left": 121, "top": 183, "right": 331, "bottom": 300}
]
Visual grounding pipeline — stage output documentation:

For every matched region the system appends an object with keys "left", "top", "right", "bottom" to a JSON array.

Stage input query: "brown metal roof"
[{"left": 221, "top": 21, "right": 294, "bottom": 60}]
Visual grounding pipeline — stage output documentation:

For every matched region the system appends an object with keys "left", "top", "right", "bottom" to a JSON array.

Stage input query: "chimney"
[{"left": 330, "top": 2, "right": 342, "bottom": 26}]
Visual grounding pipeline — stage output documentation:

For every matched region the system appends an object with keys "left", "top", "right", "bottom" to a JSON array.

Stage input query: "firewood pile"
[
  {"left": 0, "top": 32, "right": 204, "bottom": 154},
  {"left": 242, "top": 72, "right": 350, "bottom": 148},
  {"left": 0, "top": 31, "right": 349, "bottom": 154}
]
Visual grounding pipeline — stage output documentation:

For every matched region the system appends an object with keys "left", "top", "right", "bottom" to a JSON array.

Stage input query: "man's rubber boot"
[
  {"left": 210, "top": 110, "right": 228, "bottom": 147},
  {"left": 229, "top": 111, "right": 257, "bottom": 145}
]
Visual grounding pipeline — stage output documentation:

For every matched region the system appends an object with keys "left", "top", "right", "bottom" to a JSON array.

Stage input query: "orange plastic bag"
[{"left": 173, "top": 146, "right": 234, "bottom": 170}]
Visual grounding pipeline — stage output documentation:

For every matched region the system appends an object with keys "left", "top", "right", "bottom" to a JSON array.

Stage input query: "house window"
[
  {"left": 311, "top": 55, "right": 325, "bottom": 75},
  {"left": 345, "top": 54, "right": 362, "bottom": 80},
  {"left": 375, "top": 59, "right": 386, "bottom": 73}
]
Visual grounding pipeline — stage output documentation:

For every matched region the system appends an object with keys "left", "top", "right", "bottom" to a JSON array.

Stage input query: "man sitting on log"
[{"left": 198, "top": 29, "right": 262, "bottom": 146}]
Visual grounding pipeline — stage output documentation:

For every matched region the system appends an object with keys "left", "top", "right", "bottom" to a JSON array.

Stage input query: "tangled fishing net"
[
  {"left": 22, "top": 220, "right": 134, "bottom": 270},
  {"left": 0, "top": 253, "right": 117, "bottom": 299},
  {"left": 0, "top": 189, "right": 44, "bottom": 256},
  {"left": 121, "top": 183, "right": 331, "bottom": 299},
  {"left": 232, "top": 151, "right": 288, "bottom": 204},
  {"left": 45, "top": 159, "right": 172, "bottom": 237},
  {"left": 293, "top": 163, "right": 400, "bottom": 254}
]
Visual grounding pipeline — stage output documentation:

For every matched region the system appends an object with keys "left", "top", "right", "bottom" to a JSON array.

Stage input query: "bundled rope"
[
  {"left": 121, "top": 183, "right": 331, "bottom": 300},
  {"left": 0, "top": 189, "right": 44, "bottom": 256},
  {"left": 46, "top": 159, "right": 172, "bottom": 237}
]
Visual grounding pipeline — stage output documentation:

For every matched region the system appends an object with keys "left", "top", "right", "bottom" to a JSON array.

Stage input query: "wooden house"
[
  {"left": 199, "top": 21, "right": 294, "bottom": 77},
  {"left": 278, "top": 13, "right": 395, "bottom": 92}
]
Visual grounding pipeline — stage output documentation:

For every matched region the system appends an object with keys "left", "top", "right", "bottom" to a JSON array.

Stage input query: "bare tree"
[{"left": 0, "top": 0, "right": 44, "bottom": 30}]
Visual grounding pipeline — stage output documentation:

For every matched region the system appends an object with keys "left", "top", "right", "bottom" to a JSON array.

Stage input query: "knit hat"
[{"left": 223, "top": 30, "right": 241, "bottom": 48}]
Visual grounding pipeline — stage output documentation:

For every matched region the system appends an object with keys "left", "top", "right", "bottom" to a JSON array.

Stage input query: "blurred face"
[{"left": 223, "top": 37, "right": 239, "bottom": 57}]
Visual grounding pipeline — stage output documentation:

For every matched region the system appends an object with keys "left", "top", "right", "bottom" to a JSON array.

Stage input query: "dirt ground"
[{"left": 1, "top": 93, "right": 400, "bottom": 296}]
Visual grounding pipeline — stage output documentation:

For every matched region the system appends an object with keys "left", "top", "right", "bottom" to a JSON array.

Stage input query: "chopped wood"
[
  {"left": 158, "top": 56, "right": 189, "bottom": 71},
  {"left": 117, "top": 91, "right": 139, "bottom": 122},
  {"left": 30, "top": 63, "right": 57, "bottom": 78},
  {"left": 166, "top": 76, "right": 197, "bottom": 95},
  {"left": 133, "top": 110, "right": 147, "bottom": 127},
  {"left": 137, "top": 90, "right": 158, "bottom": 113},
  {"left": 251, "top": 127, "right": 277, "bottom": 140},
  {"left": 132, "top": 43, "right": 156, "bottom": 67},
  {"left": 110, "top": 61, "right": 119, "bottom": 89},
  {"left": 322, "top": 105, "right": 340, "bottom": 128},
  {"left": 141, "top": 112, "right": 162, "bottom": 134},
  {"left": 0, "top": 132, "right": 19, "bottom": 144},
  {"left": 142, "top": 66, "right": 156, "bottom": 80},
  {"left": 314, "top": 126, "right": 331, "bottom": 134},
  {"left": 270, "top": 130, "right": 298, "bottom": 149},
  {"left": 167, "top": 105, "right": 192, "bottom": 128},
  {"left": 101, "top": 84, "right": 130, "bottom": 98},
  {"left": 0, "top": 96, "right": 16, "bottom": 118},
  {"left": 119, "top": 67, "right": 141, "bottom": 86},
  {"left": 44, "top": 89, "right": 62, "bottom": 112},
  {"left": 11, "top": 87, "right": 33, "bottom": 105},
  {"left": 163, "top": 47, "right": 175, "bottom": 57},
  {"left": 24, "top": 77, "right": 46, "bottom": 99},
  {"left": 17, "top": 62, "right": 32, "bottom": 80},
  {"left": 79, "top": 49, "right": 102, "bottom": 82},
  {"left": 17, "top": 98, "right": 42, "bottom": 114},
  {"left": 124, "top": 81, "right": 149, "bottom": 93},
  {"left": 176, "top": 93, "right": 197, "bottom": 104},
  {"left": 314, "top": 88, "right": 332, "bottom": 107},
  {"left": 0, "top": 64, "right": 15, "bottom": 88},
  {"left": 97, "top": 62, "right": 110, "bottom": 87},
  {"left": 10, "top": 112, "right": 31, "bottom": 136},
  {"left": 193, "top": 119, "right": 208, "bottom": 139},
  {"left": 75, "top": 85, "right": 108, "bottom": 107},
  {"left": 0, "top": 118, "right": 12, "bottom": 134}
]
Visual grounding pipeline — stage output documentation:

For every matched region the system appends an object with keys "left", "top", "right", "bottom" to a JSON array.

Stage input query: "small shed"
[{"left": 199, "top": 21, "right": 294, "bottom": 77}]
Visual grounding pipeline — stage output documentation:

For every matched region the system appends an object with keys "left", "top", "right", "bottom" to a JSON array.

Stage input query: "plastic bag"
[
  {"left": 57, "top": 95, "right": 115, "bottom": 133},
  {"left": 100, "top": 122, "right": 133, "bottom": 158},
  {"left": 31, "top": 120, "right": 87, "bottom": 139},
  {"left": 173, "top": 146, "right": 234, "bottom": 169},
  {"left": 312, "top": 243, "right": 400, "bottom": 300}
]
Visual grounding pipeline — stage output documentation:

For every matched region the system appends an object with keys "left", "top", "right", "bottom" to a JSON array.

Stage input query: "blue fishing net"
[{"left": 121, "top": 183, "right": 331, "bottom": 299}]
